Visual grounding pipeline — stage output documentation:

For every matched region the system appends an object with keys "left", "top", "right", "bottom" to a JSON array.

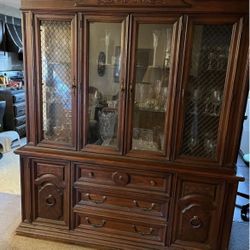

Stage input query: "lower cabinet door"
[
  {"left": 31, "top": 158, "right": 70, "bottom": 227},
  {"left": 171, "top": 175, "right": 225, "bottom": 250}
]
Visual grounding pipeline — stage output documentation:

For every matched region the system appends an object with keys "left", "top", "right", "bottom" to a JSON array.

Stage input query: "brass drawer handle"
[
  {"left": 190, "top": 216, "right": 202, "bottom": 229},
  {"left": 133, "top": 200, "right": 156, "bottom": 211},
  {"left": 85, "top": 193, "right": 107, "bottom": 204},
  {"left": 85, "top": 217, "right": 106, "bottom": 228},
  {"left": 132, "top": 225, "right": 154, "bottom": 236}
]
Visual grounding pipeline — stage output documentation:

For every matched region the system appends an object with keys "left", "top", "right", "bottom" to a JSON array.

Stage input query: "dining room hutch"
[{"left": 16, "top": 0, "right": 249, "bottom": 249}]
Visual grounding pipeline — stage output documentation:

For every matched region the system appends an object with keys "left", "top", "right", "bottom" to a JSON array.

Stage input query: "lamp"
[
  {"left": 142, "top": 66, "right": 162, "bottom": 84},
  {"left": 142, "top": 30, "right": 162, "bottom": 84}
]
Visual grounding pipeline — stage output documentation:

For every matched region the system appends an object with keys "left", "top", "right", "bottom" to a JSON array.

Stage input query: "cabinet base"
[{"left": 16, "top": 222, "right": 175, "bottom": 250}]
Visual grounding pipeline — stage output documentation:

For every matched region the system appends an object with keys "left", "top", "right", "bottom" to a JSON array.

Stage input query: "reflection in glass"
[
  {"left": 87, "top": 22, "right": 123, "bottom": 148},
  {"left": 132, "top": 24, "right": 173, "bottom": 152},
  {"left": 40, "top": 20, "right": 72, "bottom": 144},
  {"left": 181, "top": 24, "right": 232, "bottom": 159}
]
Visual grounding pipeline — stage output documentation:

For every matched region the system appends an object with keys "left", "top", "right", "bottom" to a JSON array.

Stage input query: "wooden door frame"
[
  {"left": 125, "top": 14, "right": 183, "bottom": 161},
  {"left": 80, "top": 13, "right": 129, "bottom": 155},
  {"left": 33, "top": 13, "right": 78, "bottom": 150},
  {"left": 173, "top": 15, "right": 244, "bottom": 166}
]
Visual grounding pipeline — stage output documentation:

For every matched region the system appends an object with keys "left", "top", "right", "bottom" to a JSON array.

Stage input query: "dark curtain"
[{"left": 0, "top": 14, "right": 22, "bottom": 55}]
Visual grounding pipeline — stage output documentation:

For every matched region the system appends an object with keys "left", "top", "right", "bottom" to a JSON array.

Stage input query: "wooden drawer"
[
  {"left": 74, "top": 163, "right": 172, "bottom": 195},
  {"left": 74, "top": 211, "right": 166, "bottom": 243},
  {"left": 74, "top": 186, "right": 169, "bottom": 218}
]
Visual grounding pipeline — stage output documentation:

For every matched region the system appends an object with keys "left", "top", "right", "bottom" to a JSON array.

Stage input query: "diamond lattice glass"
[
  {"left": 180, "top": 24, "right": 233, "bottom": 159},
  {"left": 40, "top": 20, "right": 72, "bottom": 144}
]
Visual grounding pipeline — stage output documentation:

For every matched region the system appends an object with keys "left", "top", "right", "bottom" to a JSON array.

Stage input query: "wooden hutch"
[{"left": 16, "top": 0, "right": 249, "bottom": 249}]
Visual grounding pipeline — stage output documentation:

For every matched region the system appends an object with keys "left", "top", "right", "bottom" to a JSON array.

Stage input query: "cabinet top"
[{"left": 21, "top": 0, "right": 248, "bottom": 13}]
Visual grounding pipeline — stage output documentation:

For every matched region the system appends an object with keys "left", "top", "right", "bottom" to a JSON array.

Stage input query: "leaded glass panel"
[
  {"left": 40, "top": 20, "right": 73, "bottom": 144},
  {"left": 180, "top": 24, "right": 233, "bottom": 159}
]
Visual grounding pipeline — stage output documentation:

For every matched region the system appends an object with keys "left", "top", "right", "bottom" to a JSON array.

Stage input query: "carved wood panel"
[
  {"left": 74, "top": 0, "right": 192, "bottom": 7},
  {"left": 31, "top": 159, "right": 70, "bottom": 227},
  {"left": 35, "top": 175, "right": 64, "bottom": 220},
  {"left": 177, "top": 195, "right": 215, "bottom": 244},
  {"left": 171, "top": 176, "right": 224, "bottom": 250}
]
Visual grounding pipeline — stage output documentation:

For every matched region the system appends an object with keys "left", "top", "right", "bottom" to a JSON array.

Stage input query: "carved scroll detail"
[
  {"left": 74, "top": 0, "right": 191, "bottom": 7},
  {"left": 35, "top": 174, "right": 64, "bottom": 221}
]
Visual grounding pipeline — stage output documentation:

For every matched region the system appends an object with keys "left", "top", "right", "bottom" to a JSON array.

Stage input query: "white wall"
[
  {"left": 240, "top": 94, "right": 250, "bottom": 155},
  {"left": 0, "top": 3, "right": 21, "bottom": 17},
  {"left": 0, "top": 4, "right": 22, "bottom": 71}
]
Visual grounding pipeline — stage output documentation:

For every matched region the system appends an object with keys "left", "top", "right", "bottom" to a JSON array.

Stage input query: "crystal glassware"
[
  {"left": 211, "top": 89, "right": 221, "bottom": 116},
  {"left": 98, "top": 110, "right": 117, "bottom": 146},
  {"left": 190, "top": 88, "right": 200, "bottom": 115},
  {"left": 188, "top": 136, "right": 198, "bottom": 152},
  {"left": 204, "top": 132, "right": 216, "bottom": 156},
  {"left": 207, "top": 50, "right": 216, "bottom": 70},
  {"left": 154, "top": 79, "right": 162, "bottom": 98}
]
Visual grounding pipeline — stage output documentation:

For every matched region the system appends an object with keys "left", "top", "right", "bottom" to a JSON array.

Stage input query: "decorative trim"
[{"left": 74, "top": 0, "right": 192, "bottom": 7}]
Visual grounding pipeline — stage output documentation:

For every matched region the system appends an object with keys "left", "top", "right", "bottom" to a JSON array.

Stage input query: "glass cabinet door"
[
  {"left": 83, "top": 16, "right": 128, "bottom": 154},
  {"left": 127, "top": 16, "right": 180, "bottom": 158},
  {"left": 176, "top": 17, "right": 242, "bottom": 162},
  {"left": 36, "top": 15, "right": 77, "bottom": 148}
]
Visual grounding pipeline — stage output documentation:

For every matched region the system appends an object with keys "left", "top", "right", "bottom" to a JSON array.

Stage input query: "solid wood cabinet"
[
  {"left": 16, "top": 0, "right": 248, "bottom": 249},
  {"left": 31, "top": 159, "right": 70, "bottom": 226},
  {"left": 172, "top": 175, "right": 225, "bottom": 249}
]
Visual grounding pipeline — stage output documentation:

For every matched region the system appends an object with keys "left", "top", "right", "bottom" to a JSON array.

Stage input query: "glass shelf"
[{"left": 132, "top": 23, "right": 173, "bottom": 153}]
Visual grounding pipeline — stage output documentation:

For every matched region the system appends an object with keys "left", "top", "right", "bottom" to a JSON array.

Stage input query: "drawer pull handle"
[
  {"left": 150, "top": 180, "right": 156, "bottom": 186},
  {"left": 45, "top": 194, "right": 56, "bottom": 207},
  {"left": 86, "top": 193, "right": 107, "bottom": 204},
  {"left": 190, "top": 216, "right": 202, "bottom": 229},
  {"left": 112, "top": 172, "right": 130, "bottom": 186},
  {"left": 132, "top": 225, "right": 154, "bottom": 236},
  {"left": 88, "top": 172, "right": 94, "bottom": 178},
  {"left": 133, "top": 200, "right": 156, "bottom": 211},
  {"left": 85, "top": 217, "right": 106, "bottom": 228}
]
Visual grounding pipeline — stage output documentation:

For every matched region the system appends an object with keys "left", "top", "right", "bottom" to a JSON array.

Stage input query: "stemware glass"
[
  {"left": 188, "top": 136, "right": 198, "bottom": 152},
  {"left": 211, "top": 89, "right": 221, "bottom": 116},
  {"left": 207, "top": 50, "right": 216, "bottom": 70},
  {"left": 159, "top": 87, "right": 168, "bottom": 111},
  {"left": 190, "top": 88, "right": 200, "bottom": 115},
  {"left": 204, "top": 132, "right": 216, "bottom": 156},
  {"left": 154, "top": 80, "right": 162, "bottom": 98}
]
